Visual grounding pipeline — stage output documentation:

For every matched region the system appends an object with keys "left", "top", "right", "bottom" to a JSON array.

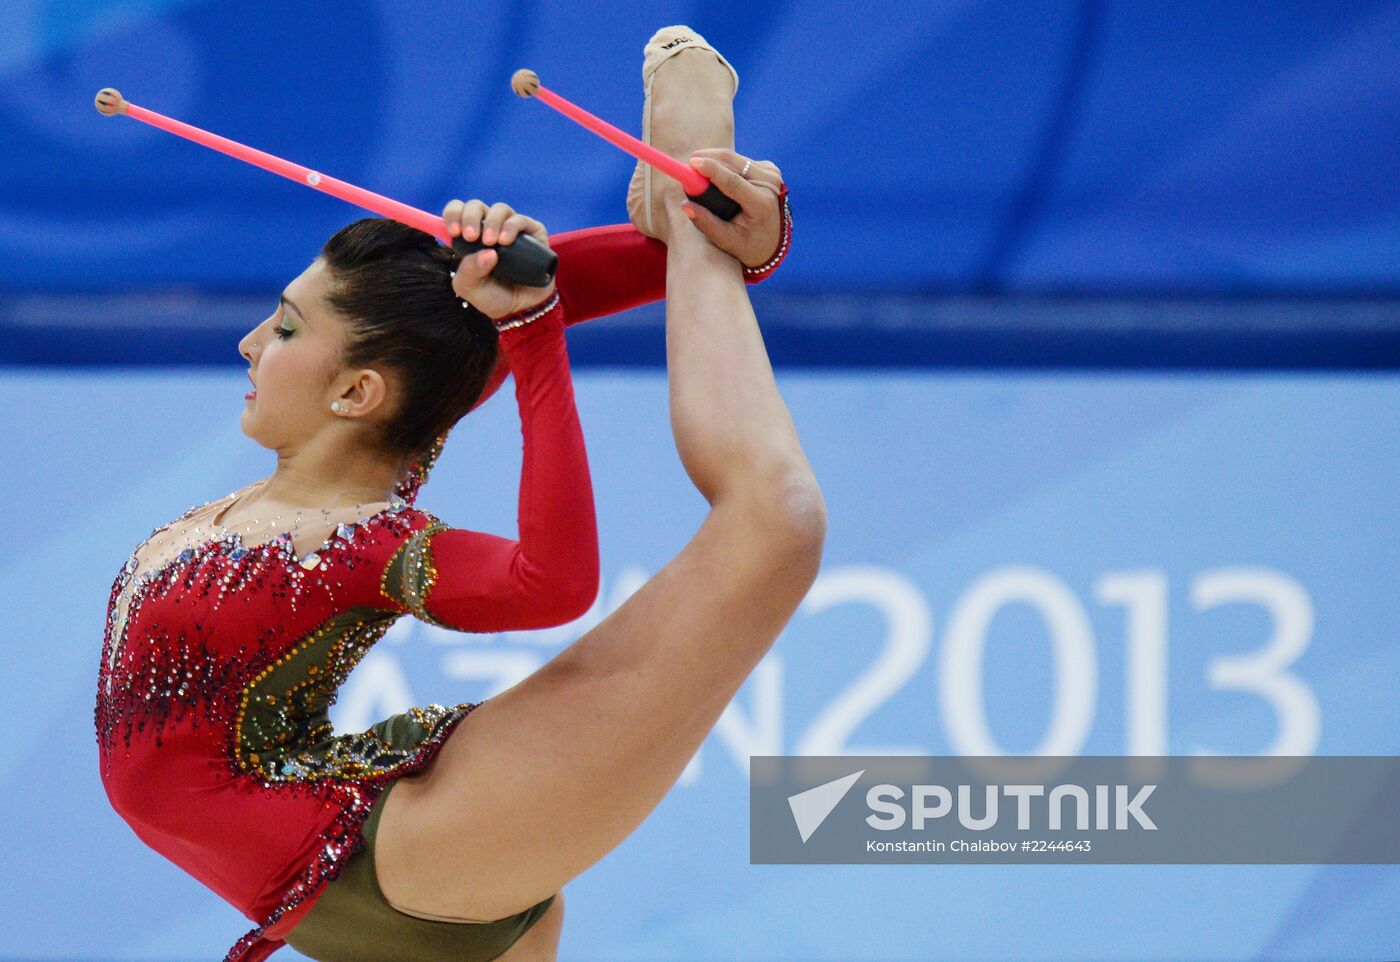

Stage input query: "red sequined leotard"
[{"left": 94, "top": 211, "right": 792, "bottom": 962}]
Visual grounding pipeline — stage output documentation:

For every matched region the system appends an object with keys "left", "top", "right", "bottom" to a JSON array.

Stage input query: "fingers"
[
  {"left": 480, "top": 201, "right": 514, "bottom": 246},
  {"left": 689, "top": 147, "right": 746, "bottom": 170},
  {"left": 498, "top": 212, "right": 548, "bottom": 247},
  {"left": 687, "top": 154, "right": 787, "bottom": 225},
  {"left": 689, "top": 148, "right": 784, "bottom": 191},
  {"left": 443, "top": 198, "right": 489, "bottom": 241},
  {"left": 442, "top": 199, "right": 550, "bottom": 249},
  {"left": 687, "top": 155, "right": 768, "bottom": 212},
  {"left": 747, "top": 161, "right": 784, "bottom": 198},
  {"left": 451, "top": 247, "right": 498, "bottom": 294},
  {"left": 677, "top": 150, "right": 784, "bottom": 267},
  {"left": 442, "top": 197, "right": 554, "bottom": 316},
  {"left": 679, "top": 197, "right": 738, "bottom": 249}
]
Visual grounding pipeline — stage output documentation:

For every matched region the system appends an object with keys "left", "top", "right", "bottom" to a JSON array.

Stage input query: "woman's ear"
[
  {"left": 360, "top": 368, "right": 390, "bottom": 413},
  {"left": 335, "top": 367, "right": 394, "bottom": 420}
]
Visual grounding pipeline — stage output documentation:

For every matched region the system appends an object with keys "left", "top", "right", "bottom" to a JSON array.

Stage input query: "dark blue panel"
[{"left": 0, "top": 2, "right": 1397, "bottom": 293}]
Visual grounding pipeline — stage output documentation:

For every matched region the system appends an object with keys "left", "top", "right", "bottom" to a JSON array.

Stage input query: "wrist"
[
  {"left": 743, "top": 182, "right": 791, "bottom": 283},
  {"left": 494, "top": 291, "right": 563, "bottom": 341}
]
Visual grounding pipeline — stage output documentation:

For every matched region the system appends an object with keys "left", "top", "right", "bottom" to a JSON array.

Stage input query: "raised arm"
[
  {"left": 552, "top": 157, "right": 790, "bottom": 322},
  {"left": 384, "top": 201, "right": 598, "bottom": 631},
  {"left": 467, "top": 169, "right": 792, "bottom": 411}
]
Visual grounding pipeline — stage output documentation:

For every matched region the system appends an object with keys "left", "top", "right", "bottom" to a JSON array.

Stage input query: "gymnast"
[{"left": 95, "top": 26, "right": 818, "bottom": 962}]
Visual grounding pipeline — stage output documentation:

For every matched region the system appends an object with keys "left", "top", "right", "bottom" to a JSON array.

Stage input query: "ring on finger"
[{"left": 740, "top": 158, "right": 753, "bottom": 178}]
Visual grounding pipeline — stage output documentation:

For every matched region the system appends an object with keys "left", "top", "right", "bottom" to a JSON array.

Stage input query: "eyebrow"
[{"left": 279, "top": 294, "right": 309, "bottom": 326}]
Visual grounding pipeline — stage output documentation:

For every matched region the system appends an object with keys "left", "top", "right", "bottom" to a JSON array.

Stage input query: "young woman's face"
[{"left": 237, "top": 259, "right": 349, "bottom": 449}]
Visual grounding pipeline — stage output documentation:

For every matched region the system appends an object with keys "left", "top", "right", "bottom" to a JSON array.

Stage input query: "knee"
[{"left": 750, "top": 466, "right": 826, "bottom": 578}]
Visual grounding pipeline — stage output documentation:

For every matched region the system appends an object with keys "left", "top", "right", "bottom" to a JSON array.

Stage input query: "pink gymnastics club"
[
  {"left": 509, "top": 69, "right": 740, "bottom": 221},
  {"left": 93, "top": 87, "right": 556, "bottom": 286}
]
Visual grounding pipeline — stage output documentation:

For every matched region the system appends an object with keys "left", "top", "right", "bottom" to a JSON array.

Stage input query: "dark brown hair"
[{"left": 319, "top": 218, "right": 498, "bottom": 462}]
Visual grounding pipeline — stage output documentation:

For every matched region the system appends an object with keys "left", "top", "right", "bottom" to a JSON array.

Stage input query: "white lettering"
[{"left": 865, "top": 784, "right": 906, "bottom": 830}]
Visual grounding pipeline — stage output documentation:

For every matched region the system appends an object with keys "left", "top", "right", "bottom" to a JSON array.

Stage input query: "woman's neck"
[{"left": 256, "top": 446, "right": 406, "bottom": 510}]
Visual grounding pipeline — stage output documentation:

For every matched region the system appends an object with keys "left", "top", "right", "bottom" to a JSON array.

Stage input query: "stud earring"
[{"left": 330, "top": 401, "right": 342, "bottom": 413}]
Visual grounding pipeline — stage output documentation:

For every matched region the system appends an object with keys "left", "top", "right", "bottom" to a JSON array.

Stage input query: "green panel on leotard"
[
  {"left": 285, "top": 779, "right": 557, "bottom": 962},
  {"left": 379, "top": 521, "right": 455, "bottom": 629}
]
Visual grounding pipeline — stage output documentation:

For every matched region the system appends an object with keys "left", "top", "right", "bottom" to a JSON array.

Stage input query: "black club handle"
[
  {"left": 452, "top": 231, "right": 558, "bottom": 288},
  {"left": 686, "top": 181, "right": 741, "bottom": 221}
]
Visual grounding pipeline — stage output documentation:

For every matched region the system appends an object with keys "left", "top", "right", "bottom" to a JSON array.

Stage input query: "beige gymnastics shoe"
[{"left": 625, "top": 26, "right": 740, "bottom": 242}]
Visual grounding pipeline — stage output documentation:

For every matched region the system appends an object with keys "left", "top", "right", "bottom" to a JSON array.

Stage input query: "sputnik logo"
[{"left": 787, "top": 770, "right": 864, "bottom": 843}]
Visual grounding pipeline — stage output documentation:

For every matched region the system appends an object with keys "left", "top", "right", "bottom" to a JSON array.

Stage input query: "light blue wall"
[{"left": 3, "top": 368, "right": 1397, "bottom": 960}]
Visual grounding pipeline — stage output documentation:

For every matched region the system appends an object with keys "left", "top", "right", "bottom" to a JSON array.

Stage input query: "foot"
[{"left": 626, "top": 26, "right": 738, "bottom": 244}]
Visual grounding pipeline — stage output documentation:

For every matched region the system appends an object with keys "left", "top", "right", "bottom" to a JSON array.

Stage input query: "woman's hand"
[
  {"left": 443, "top": 199, "right": 557, "bottom": 320},
  {"left": 679, "top": 150, "right": 785, "bottom": 267}
]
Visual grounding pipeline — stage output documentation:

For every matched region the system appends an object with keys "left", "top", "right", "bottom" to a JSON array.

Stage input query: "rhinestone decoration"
[
  {"left": 493, "top": 291, "right": 561, "bottom": 333},
  {"left": 380, "top": 520, "right": 455, "bottom": 630},
  {"left": 94, "top": 449, "right": 473, "bottom": 962},
  {"left": 741, "top": 183, "right": 792, "bottom": 281},
  {"left": 95, "top": 501, "right": 418, "bottom": 754},
  {"left": 221, "top": 704, "right": 474, "bottom": 962}
]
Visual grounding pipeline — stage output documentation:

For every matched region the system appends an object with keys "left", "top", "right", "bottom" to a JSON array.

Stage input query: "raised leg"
[{"left": 373, "top": 36, "right": 824, "bottom": 925}]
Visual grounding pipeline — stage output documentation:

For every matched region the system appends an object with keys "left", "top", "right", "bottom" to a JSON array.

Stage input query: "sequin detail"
[
  {"left": 379, "top": 520, "right": 454, "bottom": 629},
  {"left": 222, "top": 703, "right": 476, "bottom": 962},
  {"left": 741, "top": 182, "right": 792, "bottom": 282},
  {"left": 96, "top": 503, "right": 415, "bottom": 750},
  {"left": 494, "top": 291, "right": 561, "bottom": 332},
  {"left": 393, "top": 430, "right": 449, "bottom": 506},
  {"left": 236, "top": 606, "right": 413, "bottom": 780},
  {"left": 93, "top": 496, "right": 478, "bottom": 962},
  {"left": 100, "top": 497, "right": 410, "bottom": 704}
]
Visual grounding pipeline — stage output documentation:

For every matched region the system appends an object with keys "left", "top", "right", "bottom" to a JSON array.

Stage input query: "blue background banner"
[
  {"left": 3, "top": 368, "right": 1398, "bottom": 960},
  {"left": 2, "top": 1, "right": 1398, "bottom": 294}
]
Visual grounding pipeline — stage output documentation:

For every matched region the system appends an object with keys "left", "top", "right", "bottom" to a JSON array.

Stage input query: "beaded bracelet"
[
  {"left": 493, "top": 290, "right": 561, "bottom": 333},
  {"left": 742, "top": 182, "right": 792, "bottom": 283}
]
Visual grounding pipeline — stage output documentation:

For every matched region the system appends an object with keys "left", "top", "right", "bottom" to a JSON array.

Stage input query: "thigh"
[{"left": 377, "top": 495, "right": 817, "bottom": 920}]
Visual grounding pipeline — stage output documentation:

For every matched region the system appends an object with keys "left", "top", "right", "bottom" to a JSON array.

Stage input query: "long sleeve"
[
  {"left": 553, "top": 223, "right": 669, "bottom": 321},
  {"left": 393, "top": 199, "right": 794, "bottom": 502},
  {"left": 461, "top": 225, "right": 665, "bottom": 414},
  {"left": 384, "top": 297, "right": 599, "bottom": 631},
  {"left": 468, "top": 204, "right": 793, "bottom": 413}
]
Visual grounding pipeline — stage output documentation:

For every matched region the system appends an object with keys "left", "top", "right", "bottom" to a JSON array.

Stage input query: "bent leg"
[
  {"left": 377, "top": 216, "right": 824, "bottom": 920},
  {"left": 376, "top": 47, "right": 824, "bottom": 925}
]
